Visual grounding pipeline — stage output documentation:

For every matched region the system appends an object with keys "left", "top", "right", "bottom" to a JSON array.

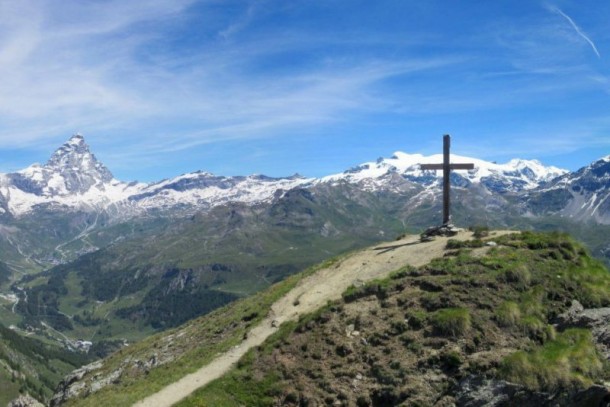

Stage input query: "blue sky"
[{"left": 0, "top": 0, "right": 608, "bottom": 181}]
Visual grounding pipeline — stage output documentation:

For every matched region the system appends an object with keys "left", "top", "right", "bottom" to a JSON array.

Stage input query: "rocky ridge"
[{"left": 532, "top": 155, "right": 610, "bottom": 224}]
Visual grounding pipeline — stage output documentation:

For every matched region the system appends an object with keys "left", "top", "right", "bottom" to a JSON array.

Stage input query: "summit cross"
[{"left": 420, "top": 135, "right": 474, "bottom": 226}]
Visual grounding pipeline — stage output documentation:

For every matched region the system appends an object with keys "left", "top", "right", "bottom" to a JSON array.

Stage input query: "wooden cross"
[{"left": 420, "top": 135, "right": 474, "bottom": 225}]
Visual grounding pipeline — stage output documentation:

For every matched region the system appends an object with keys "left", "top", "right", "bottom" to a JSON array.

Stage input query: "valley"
[{"left": 0, "top": 135, "right": 608, "bottom": 405}]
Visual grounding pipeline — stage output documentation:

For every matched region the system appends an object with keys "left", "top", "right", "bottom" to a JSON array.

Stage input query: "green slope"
[
  {"left": 181, "top": 231, "right": 610, "bottom": 406},
  {"left": 53, "top": 231, "right": 610, "bottom": 407},
  {"left": 0, "top": 322, "right": 92, "bottom": 405}
]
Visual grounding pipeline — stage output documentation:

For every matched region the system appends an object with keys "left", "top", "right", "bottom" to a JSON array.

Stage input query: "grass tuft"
[
  {"left": 500, "top": 328, "right": 604, "bottom": 391},
  {"left": 430, "top": 308, "right": 471, "bottom": 337},
  {"left": 495, "top": 301, "right": 521, "bottom": 327}
]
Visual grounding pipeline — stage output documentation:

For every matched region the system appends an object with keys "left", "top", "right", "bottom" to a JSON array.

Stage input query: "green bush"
[
  {"left": 519, "top": 287, "right": 546, "bottom": 319},
  {"left": 500, "top": 328, "right": 603, "bottom": 391},
  {"left": 446, "top": 239, "right": 484, "bottom": 249},
  {"left": 405, "top": 310, "right": 427, "bottom": 330},
  {"left": 469, "top": 225, "right": 489, "bottom": 239},
  {"left": 431, "top": 308, "right": 470, "bottom": 337},
  {"left": 519, "top": 316, "right": 555, "bottom": 342},
  {"left": 496, "top": 301, "right": 521, "bottom": 327},
  {"left": 500, "top": 265, "right": 531, "bottom": 289},
  {"left": 440, "top": 351, "right": 462, "bottom": 369}
]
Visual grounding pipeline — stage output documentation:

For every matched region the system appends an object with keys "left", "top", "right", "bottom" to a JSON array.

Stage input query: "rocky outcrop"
[
  {"left": 455, "top": 375, "right": 610, "bottom": 407},
  {"left": 7, "top": 394, "right": 44, "bottom": 407},
  {"left": 453, "top": 300, "right": 610, "bottom": 406},
  {"left": 555, "top": 300, "right": 610, "bottom": 359},
  {"left": 50, "top": 361, "right": 103, "bottom": 406},
  {"left": 50, "top": 346, "right": 176, "bottom": 406}
]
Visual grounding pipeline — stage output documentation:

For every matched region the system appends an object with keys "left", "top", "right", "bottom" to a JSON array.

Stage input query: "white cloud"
[
  {"left": 0, "top": 0, "right": 463, "bottom": 156},
  {"left": 548, "top": 5, "right": 601, "bottom": 58},
  {"left": 0, "top": 0, "right": 607, "bottom": 177}
]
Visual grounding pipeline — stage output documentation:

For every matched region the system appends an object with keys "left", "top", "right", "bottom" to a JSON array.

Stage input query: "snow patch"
[{"left": 322, "top": 151, "right": 567, "bottom": 192}]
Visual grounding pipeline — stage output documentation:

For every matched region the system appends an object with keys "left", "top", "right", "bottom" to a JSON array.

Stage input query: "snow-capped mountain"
[
  {"left": 529, "top": 155, "right": 610, "bottom": 224},
  {"left": 130, "top": 172, "right": 313, "bottom": 212},
  {"left": 0, "top": 135, "right": 146, "bottom": 216},
  {"left": 0, "top": 135, "right": 314, "bottom": 217},
  {"left": 323, "top": 151, "right": 567, "bottom": 193},
  {"left": 0, "top": 134, "right": 603, "bottom": 225}
]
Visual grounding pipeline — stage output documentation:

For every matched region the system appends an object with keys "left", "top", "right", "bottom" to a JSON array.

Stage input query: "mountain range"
[
  {"left": 0, "top": 134, "right": 576, "bottom": 216},
  {"left": 2, "top": 134, "right": 608, "bottom": 224},
  {"left": 0, "top": 134, "right": 606, "bottom": 270},
  {"left": 0, "top": 134, "right": 608, "bottom": 402}
]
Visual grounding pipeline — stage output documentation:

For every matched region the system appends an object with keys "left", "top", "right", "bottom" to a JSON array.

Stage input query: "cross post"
[{"left": 420, "top": 135, "right": 474, "bottom": 225}]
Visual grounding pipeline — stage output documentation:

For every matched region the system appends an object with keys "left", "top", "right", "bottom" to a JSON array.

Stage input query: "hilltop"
[{"left": 50, "top": 231, "right": 610, "bottom": 406}]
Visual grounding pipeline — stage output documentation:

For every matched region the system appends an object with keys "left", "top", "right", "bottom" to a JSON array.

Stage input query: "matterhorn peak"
[
  {"left": 26, "top": 133, "right": 115, "bottom": 195},
  {"left": 45, "top": 133, "right": 113, "bottom": 182},
  {"left": 47, "top": 133, "right": 92, "bottom": 165}
]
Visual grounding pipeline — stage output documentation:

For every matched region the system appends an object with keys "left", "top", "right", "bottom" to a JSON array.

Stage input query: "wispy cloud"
[
  {"left": 0, "top": 0, "right": 460, "bottom": 156},
  {"left": 218, "top": 0, "right": 264, "bottom": 40},
  {"left": 547, "top": 5, "right": 601, "bottom": 58},
  {"left": 0, "top": 1, "right": 608, "bottom": 178}
]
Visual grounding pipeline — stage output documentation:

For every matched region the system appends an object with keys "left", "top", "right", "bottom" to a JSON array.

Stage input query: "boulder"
[
  {"left": 7, "top": 394, "right": 44, "bottom": 407},
  {"left": 555, "top": 300, "right": 610, "bottom": 358}
]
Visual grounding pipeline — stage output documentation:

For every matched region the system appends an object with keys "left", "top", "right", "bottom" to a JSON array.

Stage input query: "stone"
[
  {"left": 455, "top": 375, "right": 610, "bottom": 407},
  {"left": 421, "top": 224, "right": 464, "bottom": 240},
  {"left": 555, "top": 300, "right": 610, "bottom": 358},
  {"left": 50, "top": 361, "right": 104, "bottom": 406},
  {"left": 7, "top": 394, "right": 44, "bottom": 407},
  {"left": 89, "top": 368, "right": 124, "bottom": 393}
]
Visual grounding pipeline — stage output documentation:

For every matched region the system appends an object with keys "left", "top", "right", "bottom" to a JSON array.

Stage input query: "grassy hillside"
[
  {"left": 11, "top": 187, "right": 408, "bottom": 346},
  {"left": 178, "top": 231, "right": 610, "bottom": 406},
  {"left": 53, "top": 231, "right": 610, "bottom": 407},
  {"left": 0, "top": 322, "right": 91, "bottom": 405},
  {"left": 54, "top": 255, "right": 344, "bottom": 406}
]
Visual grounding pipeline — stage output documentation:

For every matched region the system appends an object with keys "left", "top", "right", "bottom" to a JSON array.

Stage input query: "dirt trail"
[{"left": 133, "top": 230, "right": 511, "bottom": 407}]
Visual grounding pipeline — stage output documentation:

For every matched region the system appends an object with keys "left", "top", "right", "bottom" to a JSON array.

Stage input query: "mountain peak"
[
  {"left": 67, "top": 133, "right": 85, "bottom": 146},
  {"left": 8, "top": 134, "right": 116, "bottom": 197},
  {"left": 48, "top": 134, "right": 92, "bottom": 164},
  {"left": 45, "top": 134, "right": 114, "bottom": 189}
]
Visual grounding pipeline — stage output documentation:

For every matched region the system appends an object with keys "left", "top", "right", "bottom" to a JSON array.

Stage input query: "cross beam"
[{"left": 420, "top": 135, "right": 474, "bottom": 225}]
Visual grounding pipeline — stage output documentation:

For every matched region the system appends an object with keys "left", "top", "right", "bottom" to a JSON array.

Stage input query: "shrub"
[
  {"left": 446, "top": 239, "right": 465, "bottom": 249},
  {"left": 446, "top": 239, "right": 484, "bottom": 249},
  {"left": 469, "top": 225, "right": 489, "bottom": 239},
  {"left": 500, "top": 265, "right": 531, "bottom": 289},
  {"left": 440, "top": 351, "right": 462, "bottom": 370},
  {"left": 495, "top": 301, "right": 521, "bottom": 327},
  {"left": 500, "top": 328, "right": 603, "bottom": 391},
  {"left": 405, "top": 310, "right": 427, "bottom": 330},
  {"left": 390, "top": 265, "right": 417, "bottom": 280},
  {"left": 519, "top": 287, "right": 546, "bottom": 319},
  {"left": 431, "top": 308, "right": 471, "bottom": 337},
  {"left": 356, "top": 396, "right": 371, "bottom": 407},
  {"left": 519, "top": 316, "right": 544, "bottom": 338}
]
